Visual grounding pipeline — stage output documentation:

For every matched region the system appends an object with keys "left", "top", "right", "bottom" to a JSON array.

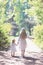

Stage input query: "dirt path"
[
  {"left": 0, "top": 51, "right": 43, "bottom": 65},
  {"left": 0, "top": 38, "right": 43, "bottom": 65}
]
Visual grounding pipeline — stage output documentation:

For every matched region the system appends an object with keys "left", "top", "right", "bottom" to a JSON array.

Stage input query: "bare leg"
[
  {"left": 21, "top": 50, "right": 25, "bottom": 57},
  {"left": 11, "top": 51, "right": 15, "bottom": 57},
  {"left": 11, "top": 51, "right": 13, "bottom": 56},
  {"left": 13, "top": 52, "right": 15, "bottom": 56}
]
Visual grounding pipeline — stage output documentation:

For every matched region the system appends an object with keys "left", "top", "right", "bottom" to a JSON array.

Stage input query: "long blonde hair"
[{"left": 20, "top": 28, "right": 27, "bottom": 39}]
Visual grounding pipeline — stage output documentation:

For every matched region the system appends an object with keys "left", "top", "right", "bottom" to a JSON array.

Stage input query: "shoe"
[
  {"left": 11, "top": 55, "right": 15, "bottom": 57},
  {"left": 23, "top": 56, "right": 25, "bottom": 58}
]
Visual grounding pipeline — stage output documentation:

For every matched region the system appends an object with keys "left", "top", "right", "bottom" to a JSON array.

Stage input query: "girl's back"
[{"left": 18, "top": 28, "right": 27, "bottom": 51}]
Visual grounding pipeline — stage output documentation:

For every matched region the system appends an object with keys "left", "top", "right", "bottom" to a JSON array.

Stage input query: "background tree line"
[{"left": 0, "top": 0, "right": 43, "bottom": 49}]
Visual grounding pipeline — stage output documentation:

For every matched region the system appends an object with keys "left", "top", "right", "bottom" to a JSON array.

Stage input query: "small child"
[
  {"left": 17, "top": 28, "right": 27, "bottom": 57},
  {"left": 11, "top": 39, "right": 17, "bottom": 57}
]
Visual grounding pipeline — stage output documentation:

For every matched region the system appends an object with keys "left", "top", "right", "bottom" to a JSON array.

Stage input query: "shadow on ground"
[{"left": 0, "top": 51, "right": 43, "bottom": 65}]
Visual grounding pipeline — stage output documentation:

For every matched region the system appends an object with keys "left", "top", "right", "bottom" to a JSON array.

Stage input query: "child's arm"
[{"left": 17, "top": 36, "right": 20, "bottom": 45}]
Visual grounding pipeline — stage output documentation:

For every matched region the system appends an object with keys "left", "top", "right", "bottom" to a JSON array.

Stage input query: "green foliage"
[
  {"left": 0, "top": 0, "right": 36, "bottom": 35},
  {"left": 1, "top": 23, "right": 12, "bottom": 33},
  {"left": 13, "top": 0, "right": 31, "bottom": 33},
  {"left": 0, "top": 0, "right": 8, "bottom": 23},
  {"left": 32, "top": 25, "right": 43, "bottom": 48},
  {"left": 0, "top": 23, "right": 12, "bottom": 48},
  {"left": 28, "top": 0, "right": 43, "bottom": 24},
  {"left": 0, "top": 0, "right": 43, "bottom": 49}
]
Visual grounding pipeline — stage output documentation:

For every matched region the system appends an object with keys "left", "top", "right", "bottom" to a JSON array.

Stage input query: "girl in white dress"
[
  {"left": 11, "top": 39, "right": 16, "bottom": 57},
  {"left": 17, "top": 28, "right": 27, "bottom": 57}
]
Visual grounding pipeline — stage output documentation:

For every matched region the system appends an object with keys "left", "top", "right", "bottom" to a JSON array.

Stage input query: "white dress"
[
  {"left": 18, "top": 38, "right": 27, "bottom": 51},
  {"left": 11, "top": 43, "right": 16, "bottom": 52}
]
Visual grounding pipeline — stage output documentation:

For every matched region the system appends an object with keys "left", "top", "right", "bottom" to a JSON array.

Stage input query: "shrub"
[
  {"left": 32, "top": 24, "right": 43, "bottom": 48},
  {"left": 0, "top": 23, "right": 12, "bottom": 49}
]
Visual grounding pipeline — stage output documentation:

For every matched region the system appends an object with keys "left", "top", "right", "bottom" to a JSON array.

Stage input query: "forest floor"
[
  {"left": 0, "top": 51, "right": 43, "bottom": 65},
  {"left": 0, "top": 37, "right": 43, "bottom": 65}
]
